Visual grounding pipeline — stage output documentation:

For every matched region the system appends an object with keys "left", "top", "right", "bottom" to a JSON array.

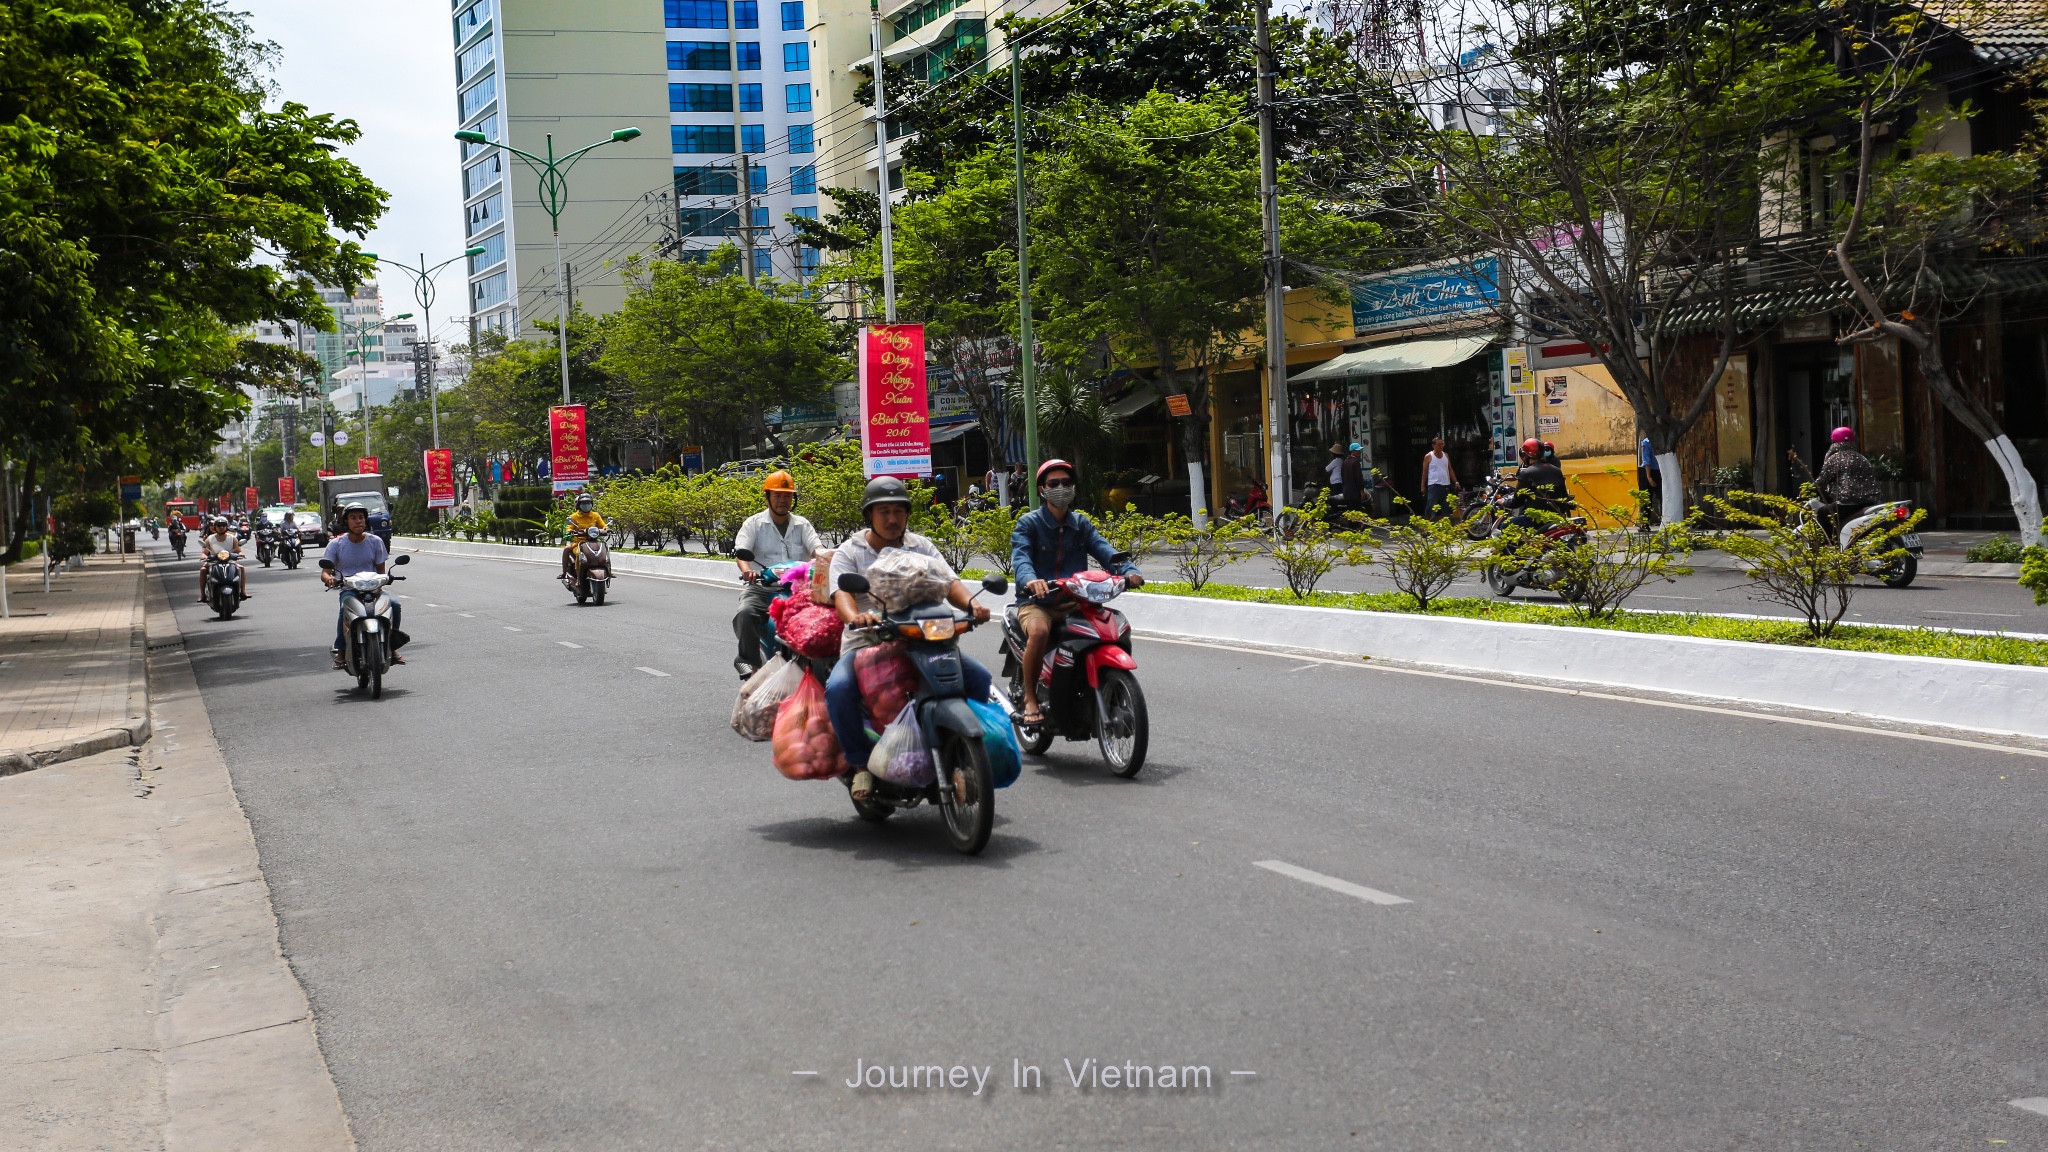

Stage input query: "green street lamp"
[
  {"left": 375, "top": 248, "right": 487, "bottom": 450},
  {"left": 339, "top": 310, "right": 412, "bottom": 464},
  {"left": 454, "top": 126, "right": 643, "bottom": 403}
]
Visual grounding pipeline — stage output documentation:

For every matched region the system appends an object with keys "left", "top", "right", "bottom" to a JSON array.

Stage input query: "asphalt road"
[{"left": 157, "top": 540, "right": 2048, "bottom": 1150}]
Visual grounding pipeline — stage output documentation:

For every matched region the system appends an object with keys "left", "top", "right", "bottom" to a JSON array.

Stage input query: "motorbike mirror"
[
  {"left": 391, "top": 554, "right": 410, "bottom": 566},
  {"left": 733, "top": 547, "right": 756, "bottom": 564},
  {"left": 318, "top": 559, "right": 335, "bottom": 571},
  {"left": 981, "top": 573, "right": 1009, "bottom": 596},
  {"left": 837, "top": 572, "right": 870, "bottom": 595}
]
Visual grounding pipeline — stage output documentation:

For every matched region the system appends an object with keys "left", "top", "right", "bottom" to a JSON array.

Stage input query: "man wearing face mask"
[{"left": 1010, "top": 460, "right": 1143, "bottom": 726}]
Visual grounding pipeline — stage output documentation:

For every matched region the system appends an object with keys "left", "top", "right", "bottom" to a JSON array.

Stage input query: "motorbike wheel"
[
  {"left": 850, "top": 793, "right": 894, "bottom": 823},
  {"left": 1095, "top": 669, "right": 1148, "bottom": 778},
  {"left": 593, "top": 581, "right": 606, "bottom": 606},
  {"left": 574, "top": 584, "right": 589, "bottom": 605},
  {"left": 1881, "top": 554, "right": 1918, "bottom": 589},
  {"left": 213, "top": 591, "right": 234, "bottom": 620},
  {"left": 1485, "top": 564, "right": 1516, "bottom": 598},
  {"left": 370, "top": 663, "right": 382, "bottom": 699},
  {"left": 1008, "top": 669, "right": 1055, "bottom": 755},
  {"left": 933, "top": 731, "right": 994, "bottom": 855},
  {"left": 1467, "top": 511, "right": 1496, "bottom": 541}
]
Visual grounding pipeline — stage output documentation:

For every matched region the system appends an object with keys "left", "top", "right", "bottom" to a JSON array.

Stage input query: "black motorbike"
[
  {"left": 204, "top": 550, "right": 244, "bottom": 620},
  {"left": 254, "top": 522, "right": 276, "bottom": 567},
  {"left": 278, "top": 524, "right": 303, "bottom": 570},
  {"left": 168, "top": 525, "right": 187, "bottom": 560}
]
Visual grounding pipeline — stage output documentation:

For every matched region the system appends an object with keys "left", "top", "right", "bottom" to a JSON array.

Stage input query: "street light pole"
[
  {"left": 1009, "top": 44, "right": 1040, "bottom": 505},
  {"left": 455, "top": 125, "right": 642, "bottom": 404},
  {"left": 1255, "top": 0, "right": 1291, "bottom": 511},
  {"left": 376, "top": 249, "right": 486, "bottom": 449},
  {"left": 339, "top": 311, "right": 411, "bottom": 466},
  {"left": 870, "top": 0, "right": 897, "bottom": 322}
]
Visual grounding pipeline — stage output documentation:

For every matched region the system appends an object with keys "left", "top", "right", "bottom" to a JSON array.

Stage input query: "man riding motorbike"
[
  {"left": 1814, "top": 426, "right": 1881, "bottom": 533},
  {"left": 560, "top": 492, "right": 606, "bottom": 581},
  {"left": 195, "top": 516, "right": 249, "bottom": 602},
  {"left": 1508, "top": 438, "right": 1571, "bottom": 528},
  {"left": 322, "top": 503, "right": 402, "bottom": 669},
  {"left": 168, "top": 516, "right": 188, "bottom": 558},
  {"left": 1010, "top": 459, "right": 1143, "bottom": 727},
  {"left": 731, "top": 470, "right": 821, "bottom": 678},
  {"left": 826, "top": 476, "right": 992, "bottom": 802}
]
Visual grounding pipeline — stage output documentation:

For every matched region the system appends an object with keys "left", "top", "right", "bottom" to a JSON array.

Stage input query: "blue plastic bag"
[{"left": 968, "top": 695, "right": 1021, "bottom": 788}]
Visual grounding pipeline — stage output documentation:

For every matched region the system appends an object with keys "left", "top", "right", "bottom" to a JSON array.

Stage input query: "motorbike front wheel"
[
  {"left": 934, "top": 731, "right": 994, "bottom": 855},
  {"left": 213, "top": 590, "right": 234, "bottom": 620},
  {"left": 1485, "top": 564, "right": 1516, "bottom": 597},
  {"left": 1095, "top": 668, "right": 1148, "bottom": 778},
  {"left": 593, "top": 581, "right": 606, "bottom": 606}
]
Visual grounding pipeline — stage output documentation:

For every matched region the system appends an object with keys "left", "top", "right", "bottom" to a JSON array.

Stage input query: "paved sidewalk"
[
  {"left": 0, "top": 553, "right": 150, "bottom": 772},
  {"left": 0, "top": 554, "right": 353, "bottom": 1150}
]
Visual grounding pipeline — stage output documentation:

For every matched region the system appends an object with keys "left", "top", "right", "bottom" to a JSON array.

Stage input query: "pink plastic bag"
[
  {"left": 770, "top": 596, "right": 841, "bottom": 658},
  {"left": 771, "top": 674, "right": 849, "bottom": 781},
  {"left": 854, "top": 641, "right": 918, "bottom": 727}
]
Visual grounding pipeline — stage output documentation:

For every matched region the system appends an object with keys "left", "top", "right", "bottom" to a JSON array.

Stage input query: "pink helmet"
[{"left": 1830, "top": 426, "right": 1856, "bottom": 444}]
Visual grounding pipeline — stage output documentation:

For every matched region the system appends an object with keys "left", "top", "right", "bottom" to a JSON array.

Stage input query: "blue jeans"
[
  {"left": 825, "top": 647, "right": 992, "bottom": 769},
  {"left": 1426, "top": 483, "right": 1453, "bottom": 518}
]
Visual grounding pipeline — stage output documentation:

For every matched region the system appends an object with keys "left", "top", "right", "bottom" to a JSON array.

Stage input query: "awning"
[
  {"left": 1287, "top": 334, "right": 1494, "bottom": 384},
  {"left": 928, "top": 421, "right": 977, "bottom": 444},
  {"left": 1107, "top": 388, "right": 1161, "bottom": 418}
]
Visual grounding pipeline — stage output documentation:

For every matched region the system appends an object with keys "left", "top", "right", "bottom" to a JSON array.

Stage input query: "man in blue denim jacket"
[{"left": 1009, "top": 459, "right": 1142, "bottom": 724}]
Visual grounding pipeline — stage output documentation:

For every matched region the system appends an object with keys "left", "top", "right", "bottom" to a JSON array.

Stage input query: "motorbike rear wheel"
[
  {"left": 850, "top": 793, "right": 894, "bottom": 823},
  {"left": 1095, "top": 668, "right": 1148, "bottom": 778},
  {"left": 933, "top": 732, "right": 994, "bottom": 855},
  {"left": 1485, "top": 564, "right": 1516, "bottom": 597},
  {"left": 1007, "top": 669, "right": 1055, "bottom": 755},
  {"left": 1880, "top": 554, "right": 1918, "bottom": 588}
]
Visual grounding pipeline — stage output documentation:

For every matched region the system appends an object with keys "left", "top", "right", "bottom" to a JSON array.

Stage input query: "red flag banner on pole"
[
  {"left": 549, "top": 405, "right": 590, "bottom": 484},
  {"left": 245, "top": 486, "right": 260, "bottom": 512},
  {"left": 858, "top": 323, "right": 930, "bottom": 477},
  {"left": 424, "top": 449, "right": 456, "bottom": 508},
  {"left": 356, "top": 456, "right": 379, "bottom": 475},
  {"left": 278, "top": 477, "right": 296, "bottom": 505}
]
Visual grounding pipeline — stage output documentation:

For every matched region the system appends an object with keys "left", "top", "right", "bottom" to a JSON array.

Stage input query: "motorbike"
[
  {"left": 168, "top": 526, "right": 187, "bottom": 560},
  {"left": 148, "top": 523, "right": 159, "bottom": 540},
  {"left": 563, "top": 526, "right": 612, "bottom": 605},
  {"left": 1804, "top": 497, "right": 1923, "bottom": 587},
  {"left": 278, "top": 525, "right": 304, "bottom": 570},
  {"left": 1462, "top": 474, "right": 1518, "bottom": 540},
  {"left": 204, "top": 550, "right": 244, "bottom": 620},
  {"left": 1485, "top": 511, "right": 1590, "bottom": 600},
  {"left": 999, "top": 560, "right": 1149, "bottom": 777},
  {"left": 321, "top": 554, "right": 410, "bottom": 699},
  {"left": 834, "top": 569, "right": 1011, "bottom": 854},
  {"left": 733, "top": 547, "right": 803, "bottom": 677},
  {"left": 254, "top": 523, "right": 276, "bottom": 567}
]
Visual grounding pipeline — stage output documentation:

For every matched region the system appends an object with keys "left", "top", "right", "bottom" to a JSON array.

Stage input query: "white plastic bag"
[
  {"left": 869, "top": 702, "right": 933, "bottom": 787},
  {"left": 732, "top": 656, "right": 800, "bottom": 742},
  {"left": 866, "top": 550, "right": 954, "bottom": 610}
]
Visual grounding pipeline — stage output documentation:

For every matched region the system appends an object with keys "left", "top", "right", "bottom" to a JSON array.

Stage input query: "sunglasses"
[{"left": 1042, "top": 481, "right": 1076, "bottom": 493}]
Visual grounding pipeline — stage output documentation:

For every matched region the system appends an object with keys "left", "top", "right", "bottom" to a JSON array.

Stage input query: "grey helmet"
[{"left": 860, "top": 476, "right": 912, "bottom": 520}]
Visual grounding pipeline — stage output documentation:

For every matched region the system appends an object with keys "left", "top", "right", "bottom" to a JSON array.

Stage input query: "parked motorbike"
[
  {"left": 321, "top": 554, "right": 409, "bottom": 699},
  {"left": 1463, "top": 474, "right": 1518, "bottom": 540},
  {"left": 278, "top": 525, "right": 303, "bottom": 570},
  {"left": 254, "top": 522, "right": 276, "bottom": 567},
  {"left": 836, "top": 569, "right": 1011, "bottom": 854},
  {"left": 1803, "top": 498, "right": 1923, "bottom": 587},
  {"left": 563, "top": 526, "right": 612, "bottom": 605},
  {"left": 204, "top": 551, "right": 244, "bottom": 621},
  {"left": 1485, "top": 512, "right": 1590, "bottom": 600},
  {"left": 1000, "top": 560, "right": 1149, "bottom": 777}
]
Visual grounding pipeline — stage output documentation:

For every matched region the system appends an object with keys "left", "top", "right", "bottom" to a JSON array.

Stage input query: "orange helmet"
[{"left": 762, "top": 470, "right": 796, "bottom": 493}]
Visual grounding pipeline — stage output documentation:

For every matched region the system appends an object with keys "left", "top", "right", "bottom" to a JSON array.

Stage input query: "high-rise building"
[{"left": 455, "top": 0, "right": 674, "bottom": 336}]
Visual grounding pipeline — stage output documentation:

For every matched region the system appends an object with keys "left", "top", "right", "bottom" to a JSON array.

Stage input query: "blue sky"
[{"left": 237, "top": 0, "right": 469, "bottom": 342}]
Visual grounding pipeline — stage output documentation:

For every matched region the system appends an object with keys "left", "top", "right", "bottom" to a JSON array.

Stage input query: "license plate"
[{"left": 1900, "top": 533, "right": 1922, "bottom": 549}]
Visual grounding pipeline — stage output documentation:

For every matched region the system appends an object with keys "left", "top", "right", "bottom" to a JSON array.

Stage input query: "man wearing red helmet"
[
  {"left": 1509, "top": 438, "right": 1569, "bottom": 526},
  {"left": 1009, "top": 459, "right": 1142, "bottom": 725}
]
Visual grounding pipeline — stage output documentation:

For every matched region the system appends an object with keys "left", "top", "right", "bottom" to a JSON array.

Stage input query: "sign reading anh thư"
[{"left": 859, "top": 324, "right": 930, "bottom": 477}]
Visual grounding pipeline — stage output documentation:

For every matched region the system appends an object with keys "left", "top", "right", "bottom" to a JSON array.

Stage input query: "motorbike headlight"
[{"left": 918, "top": 618, "right": 958, "bottom": 641}]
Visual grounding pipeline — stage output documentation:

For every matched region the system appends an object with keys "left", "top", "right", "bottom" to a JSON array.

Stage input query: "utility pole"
[
  {"left": 1255, "top": 0, "right": 1291, "bottom": 510},
  {"left": 739, "top": 155, "right": 758, "bottom": 286},
  {"left": 1010, "top": 46, "right": 1040, "bottom": 503},
  {"left": 870, "top": 0, "right": 897, "bottom": 321}
]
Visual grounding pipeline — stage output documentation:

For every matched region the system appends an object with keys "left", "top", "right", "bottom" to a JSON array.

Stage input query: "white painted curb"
[{"left": 1113, "top": 591, "right": 2048, "bottom": 741}]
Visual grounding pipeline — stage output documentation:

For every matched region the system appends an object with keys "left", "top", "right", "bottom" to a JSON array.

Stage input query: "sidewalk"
[
  {"left": 0, "top": 550, "right": 352, "bottom": 1150},
  {"left": 0, "top": 553, "right": 151, "bottom": 773}
]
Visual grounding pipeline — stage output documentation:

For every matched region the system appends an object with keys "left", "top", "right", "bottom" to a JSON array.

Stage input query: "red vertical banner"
[
  {"left": 278, "top": 477, "right": 296, "bottom": 505},
  {"left": 423, "top": 449, "right": 456, "bottom": 508},
  {"left": 356, "top": 456, "right": 379, "bottom": 475},
  {"left": 858, "top": 323, "right": 930, "bottom": 477},
  {"left": 549, "top": 405, "right": 590, "bottom": 484},
  {"left": 245, "top": 486, "right": 260, "bottom": 512}
]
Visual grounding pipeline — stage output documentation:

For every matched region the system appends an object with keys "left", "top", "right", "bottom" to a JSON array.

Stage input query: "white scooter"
[
  {"left": 1806, "top": 497, "right": 1924, "bottom": 587},
  {"left": 322, "top": 554, "right": 410, "bottom": 698}
]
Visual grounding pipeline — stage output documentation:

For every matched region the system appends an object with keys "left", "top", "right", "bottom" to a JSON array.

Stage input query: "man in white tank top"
[{"left": 1421, "top": 437, "right": 1459, "bottom": 518}]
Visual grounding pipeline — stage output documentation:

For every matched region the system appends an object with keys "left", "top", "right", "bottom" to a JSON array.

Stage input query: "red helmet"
[
  {"left": 1520, "top": 438, "right": 1541, "bottom": 464},
  {"left": 1035, "top": 458, "right": 1076, "bottom": 485}
]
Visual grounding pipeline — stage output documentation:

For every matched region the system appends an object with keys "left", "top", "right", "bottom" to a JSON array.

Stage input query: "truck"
[{"left": 318, "top": 473, "right": 393, "bottom": 546}]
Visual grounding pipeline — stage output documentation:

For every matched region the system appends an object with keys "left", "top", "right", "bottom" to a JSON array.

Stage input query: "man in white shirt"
[
  {"left": 1421, "top": 436, "right": 1459, "bottom": 519},
  {"left": 732, "top": 470, "right": 821, "bottom": 677},
  {"left": 196, "top": 516, "right": 247, "bottom": 602}
]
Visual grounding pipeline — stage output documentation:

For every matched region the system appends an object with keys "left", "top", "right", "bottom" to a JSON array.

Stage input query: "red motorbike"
[{"left": 999, "top": 564, "right": 1149, "bottom": 777}]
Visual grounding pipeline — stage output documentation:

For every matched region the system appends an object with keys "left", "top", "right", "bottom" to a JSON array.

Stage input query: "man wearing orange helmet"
[{"left": 732, "top": 470, "right": 820, "bottom": 676}]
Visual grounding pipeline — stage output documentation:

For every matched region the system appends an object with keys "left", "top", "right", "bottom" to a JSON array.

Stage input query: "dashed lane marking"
[
  {"left": 503, "top": 626, "right": 523, "bottom": 632},
  {"left": 558, "top": 641, "right": 583, "bottom": 648},
  {"left": 1254, "top": 860, "right": 1411, "bottom": 906},
  {"left": 2013, "top": 1098, "right": 2048, "bottom": 1118},
  {"left": 636, "top": 666, "right": 671, "bottom": 677},
  {"left": 458, "top": 612, "right": 475, "bottom": 618}
]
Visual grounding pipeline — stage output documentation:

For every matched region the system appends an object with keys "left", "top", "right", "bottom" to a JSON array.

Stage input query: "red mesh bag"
[
  {"left": 854, "top": 641, "right": 918, "bottom": 727},
  {"left": 769, "top": 595, "right": 841, "bottom": 658},
  {"left": 770, "top": 674, "right": 850, "bottom": 780}
]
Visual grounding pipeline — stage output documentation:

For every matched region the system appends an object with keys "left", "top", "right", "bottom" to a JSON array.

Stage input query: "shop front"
[{"left": 1286, "top": 334, "right": 1500, "bottom": 514}]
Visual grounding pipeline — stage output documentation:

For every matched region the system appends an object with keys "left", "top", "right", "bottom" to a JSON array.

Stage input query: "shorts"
[{"left": 1016, "top": 601, "right": 1076, "bottom": 634}]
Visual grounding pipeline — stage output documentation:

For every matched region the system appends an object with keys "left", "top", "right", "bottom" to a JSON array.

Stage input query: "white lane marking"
[
  {"left": 1141, "top": 634, "right": 2048, "bottom": 761},
  {"left": 792, "top": 1071, "right": 818, "bottom": 1076},
  {"left": 2013, "top": 1097, "right": 2048, "bottom": 1117},
  {"left": 1230, "top": 1071, "right": 1257, "bottom": 1077},
  {"left": 558, "top": 641, "right": 583, "bottom": 649},
  {"left": 1254, "top": 860, "right": 1411, "bottom": 906},
  {"left": 458, "top": 612, "right": 475, "bottom": 618},
  {"left": 426, "top": 603, "right": 440, "bottom": 607},
  {"left": 1286, "top": 662, "right": 1320, "bottom": 672},
  {"left": 636, "top": 666, "right": 671, "bottom": 677},
  {"left": 503, "top": 626, "right": 523, "bottom": 632}
]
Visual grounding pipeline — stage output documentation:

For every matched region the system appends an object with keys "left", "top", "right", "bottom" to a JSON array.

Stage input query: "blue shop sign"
[{"left": 1351, "top": 258, "right": 1499, "bottom": 335}]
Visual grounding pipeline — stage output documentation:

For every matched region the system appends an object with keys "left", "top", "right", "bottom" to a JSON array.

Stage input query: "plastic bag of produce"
[
  {"left": 869, "top": 703, "right": 933, "bottom": 787},
  {"left": 769, "top": 595, "right": 841, "bottom": 658},
  {"left": 732, "top": 656, "right": 799, "bottom": 742},
  {"left": 865, "top": 549, "right": 954, "bottom": 610},
  {"left": 771, "top": 674, "right": 849, "bottom": 780},
  {"left": 853, "top": 641, "right": 918, "bottom": 726},
  {"left": 808, "top": 548, "right": 836, "bottom": 605}
]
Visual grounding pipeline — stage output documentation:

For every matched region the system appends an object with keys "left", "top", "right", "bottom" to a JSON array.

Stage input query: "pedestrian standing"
[
  {"left": 1421, "top": 436, "right": 1458, "bottom": 519},
  {"left": 1637, "top": 437, "right": 1662, "bottom": 528},
  {"left": 1340, "top": 443, "right": 1366, "bottom": 512}
]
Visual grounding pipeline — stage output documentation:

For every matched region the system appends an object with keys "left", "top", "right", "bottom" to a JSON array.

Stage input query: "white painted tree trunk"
[
  {"left": 1656, "top": 451, "right": 1684, "bottom": 527},
  {"left": 1986, "top": 435, "right": 2044, "bottom": 548},
  {"left": 1188, "top": 462, "right": 1208, "bottom": 529}
]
